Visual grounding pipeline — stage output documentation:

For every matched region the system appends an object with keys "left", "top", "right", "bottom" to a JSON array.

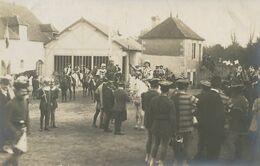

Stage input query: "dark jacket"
[
  {"left": 32, "top": 78, "right": 40, "bottom": 89},
  {"left": 0, "top": 91, "right": 11, "bottom": 147},
  {"left": 229, "top": 95, "right": 249, "bottom": 133},
  {"left": 197, "top": 90, "right": 225, "bottom": 141},
  {"left": 141, "top": 90, "right": 159, "bottom": 129},
  {"left": 38, "top": 87, "right": 59, "bottom": 111},
  {"left": 150, "top": 95, "right": 176, "bottom": 137},
  {"left": 102, "top": 83, "right": 114, "bottom": 111},
  {"left": 113, "top": 89, "right": 130, "bottom": 112},
  {"left": 113, "top": 88, "right": 130, "bottom": 121},
  {"left": 5, "top": 97, "right": 29, "bottom": 140},
  {"left": 0, "top": 91, "right": 11, "bottom": 126}
]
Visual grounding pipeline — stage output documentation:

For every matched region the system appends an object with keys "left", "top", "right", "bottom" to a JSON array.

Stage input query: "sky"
[{"left": 3, "top": 0, "right": 260, "bottom": 47}]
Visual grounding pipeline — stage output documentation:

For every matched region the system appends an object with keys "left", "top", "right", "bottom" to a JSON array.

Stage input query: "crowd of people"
[{"left": 1, "top": 59, "right": 260, "bottom": 166}]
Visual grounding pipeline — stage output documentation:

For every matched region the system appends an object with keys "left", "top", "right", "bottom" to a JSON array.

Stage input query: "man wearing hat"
[
  {"left": 0, "top": 76, "right": 13, "bottom": 152},
  {"left": 226, "top": 82, "right": 249, "bottom": 160},
  {"left": 96, "top": 63, "right": 107, "bottom": 79},
  {"left": 141, "top": 78, "right": 160, "bottom": 163},
  {"left": 195, "top": 80, "right": 211, "bottom": 159},
  {"left": 170, "top": 78, "right": 197, "bottom": 165},
  {"left": 102, "top": 79, "right": 114, "bottom": 132},
  {"left": 106, "top": 60, "right": 117, "bottom": 81},
  {"left": 149, "top": 80, "right": 176, "bottom": 166},
  {"left": 158, "top": 65, "right": 165, "bottom": 79},
  {"left": 153, "top": 66, "right": 160, "bottom": 78},
  {"left": 64, "top": 64, "right": 72, "bottom": 76},
  {"left": 3, "top": 76, "right": 29, "bottom": 166},
  {"left": 143, "top": 60, "right": 153, "bottom": 80},
  {"left": 196, "top": 76, "right": 225, "bottom": 161},
  {"left": 112, "top": 82, "right": 130, "bottom": 135}
]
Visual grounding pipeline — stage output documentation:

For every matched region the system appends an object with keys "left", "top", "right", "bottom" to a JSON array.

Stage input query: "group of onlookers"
[{"left": 138, "top": 73, "right": 260, "bottom": 166}]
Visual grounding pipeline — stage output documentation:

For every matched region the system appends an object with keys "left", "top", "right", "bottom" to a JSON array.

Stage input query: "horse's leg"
[
  {"left": 61, "top": 90, "right": 64, "bottom": 102},
  {"left": 82, "top": 84, "right": 87, "bottom": 97},
  {"left": 90, "top": 88, "right": 93, "bottom": 100},
  {"left": 73, "top": 85, "right": 76, "bottom": 100},
  {"left": 65, "top": 89, "right": 67, "bottom": 102},
  {"left": 82, "top": 85, "right": 85, "bottom": 97},
  {"left": 68, "top": 87, "right": 72, "bottom": 101}
]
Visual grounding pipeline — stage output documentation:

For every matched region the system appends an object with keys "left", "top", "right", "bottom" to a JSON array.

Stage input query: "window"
[
  {"left": 74, "top": 56, "right": 92, "bottom": 69},
  {"left": 93, "top": 56, "right": 109, "bottom": 68},
  {"left": 36, "top": 60, "right": 43, "bottom": 76},
  {"left": 192, "top": 43, "right": 196, "bottom": 59},
  {"left": 54, "top": 55, "right": 72, "bottom": 74}
]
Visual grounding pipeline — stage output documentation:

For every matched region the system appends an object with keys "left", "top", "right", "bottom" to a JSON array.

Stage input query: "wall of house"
[
  {"left": 44, "top": 21, "right": 125, "bottom": 77},
  {"left": 142, "top": 39, "right": 184, "bottom": 56},
  {"left": 140, "top": 54, "right": 185, "bottom": 76},
  {"left": 137, "top": 38, "right": 203, "bottom": 84},
  {"left": 0, "top": 39, "right": 44, "bottom": 75},
  {"left": 183, "top": 39, "right": 203, "bottom": 84},
  {"left": 129, "top": 52, "right": 142, "bottom": 66}
]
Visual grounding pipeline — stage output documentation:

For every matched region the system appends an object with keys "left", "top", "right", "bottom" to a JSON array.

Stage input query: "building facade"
[
  {"left": 0, "top": 2, "right": 57, "bottom": 76},
  {"left": 140, "top": 16, "right": 204, "bottom": 84},
  {"left": 44, "top": 18, "right": 141, "bottom": 81}
]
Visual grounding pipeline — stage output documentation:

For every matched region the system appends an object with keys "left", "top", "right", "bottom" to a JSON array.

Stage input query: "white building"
[
  {"left": 44, "top": 18, "right": 142, "bottom": 81},
  {"left": 0, "top": 2, "right": 57, "bottom": 76}
]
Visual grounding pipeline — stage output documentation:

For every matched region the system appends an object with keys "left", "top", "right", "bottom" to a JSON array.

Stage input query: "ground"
[
  {"left": 0, "top": 89, "right": 255, "bottom": 166},
  {"left": 1, "top": 91, "right": 179, "bottom": 166}
]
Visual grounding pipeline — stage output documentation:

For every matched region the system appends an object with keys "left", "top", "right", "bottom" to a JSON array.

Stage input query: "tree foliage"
[{"left": 204, "top": 35, "right": 260, "bottom": 68}]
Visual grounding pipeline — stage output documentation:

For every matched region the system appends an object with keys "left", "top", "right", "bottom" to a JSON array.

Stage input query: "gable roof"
[
  {"left": 141, "top": 17, "right": 204, "bottom": 41},
  {"left": 0, "top": 2, "right": 57, "bottom": 43},
  {"left": 46, "top": 17, "right": 142, "bottom": 51}
]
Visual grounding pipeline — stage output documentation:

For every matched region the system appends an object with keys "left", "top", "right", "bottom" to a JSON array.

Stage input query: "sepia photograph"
[{"left": 0, "top": 0, "right": 260, "bottom": 165}]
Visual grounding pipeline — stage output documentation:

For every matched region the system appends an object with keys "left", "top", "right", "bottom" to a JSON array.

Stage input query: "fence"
[{"left": 54, "top": 55, "right": 109, "bottom": 74}]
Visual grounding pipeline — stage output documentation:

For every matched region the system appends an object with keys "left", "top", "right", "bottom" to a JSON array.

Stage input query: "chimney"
[{"left": 151, "top": 16, "right": 160, "bottom": 29}]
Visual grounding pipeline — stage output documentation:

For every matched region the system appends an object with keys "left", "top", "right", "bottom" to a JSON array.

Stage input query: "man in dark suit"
[
  {"left": 149, "top": 80, "right": 176, "bottom": 166},
  {"left": 197, "top": 76, "right": 225, "bottom": 161},
  {"left": 102, "top": 81, "right": 114, "bottom": 132},
  {"left": 0, "top": 76, "right": 12, "bottom": 152},
  {"left": 3, "top": 76, "right": 30, "bottom": 166},
  {"left": 141, "top": 78, "right": 160, "bottom": 163},
  {"left": 113, "top": 82, "right": 130, "bottom": 135},
  {"left": 195, "top": 80, "right": 211, "bottom": 159}
]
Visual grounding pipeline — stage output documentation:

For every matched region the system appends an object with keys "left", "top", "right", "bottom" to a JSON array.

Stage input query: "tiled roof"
[
  {"left": 115, "top": 37, "right": 142, "bottom": 51},
  {"left": 40, "top": 24, "right": 59, "bottom": 33},
  {"left": 141, "top": 17, "right": 204, "bottom": 41},
  {"left": 0, "top": 2, "right": 57, "bottom": 43}
]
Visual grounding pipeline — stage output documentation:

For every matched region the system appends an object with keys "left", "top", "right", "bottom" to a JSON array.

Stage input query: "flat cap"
[
  {"left": 148, "top": 78, "right": 160, "bottom": 84},
  {"left": 159, "top": 80, "right": 173, "bottom": 87}
]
